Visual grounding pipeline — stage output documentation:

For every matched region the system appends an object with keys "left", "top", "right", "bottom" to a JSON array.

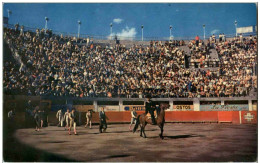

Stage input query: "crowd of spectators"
[
  {"left": 188, "top": 36, "right": 220, "bottom": 68},
  {"left": 216, "top": 35, "right": 257, "bottom": 97},
  {"left": 3, "top": 26, "right": 257, "bottom": 98}
]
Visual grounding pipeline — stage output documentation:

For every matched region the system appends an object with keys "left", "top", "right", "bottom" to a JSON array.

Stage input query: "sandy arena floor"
[{"left": 9, "top": 123, "right": 257, "bottom": 162}]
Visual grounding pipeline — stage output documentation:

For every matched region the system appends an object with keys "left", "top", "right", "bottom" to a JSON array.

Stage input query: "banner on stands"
[
  {"left": 200, "top": 105, "right": 249, "bottom": 111},
  {"left": 237, "top": 26, "right": 253, "bottom": 33}
]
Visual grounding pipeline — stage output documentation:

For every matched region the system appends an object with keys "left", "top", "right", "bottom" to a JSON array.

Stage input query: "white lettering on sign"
[
  {"left": 200, "top": 105, "right": 249, "bottom": 111},
  {"left": 98, "top": 106, "right": 120, "bottom": 111},
  {"left": 237, "top": 26, "right": 253, "bottom": 33},
  {"left": 244, "top": 113, "right": 254, "bottom": 122}
]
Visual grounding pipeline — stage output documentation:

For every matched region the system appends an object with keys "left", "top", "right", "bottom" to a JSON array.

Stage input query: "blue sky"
[{"left": 3, "top": 3, "right": 257, "bottom": 39}]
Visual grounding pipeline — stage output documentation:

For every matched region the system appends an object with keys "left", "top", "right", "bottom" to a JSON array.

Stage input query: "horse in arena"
[{"left": 133, "top": 103, "right": 169, "bottom": 139}]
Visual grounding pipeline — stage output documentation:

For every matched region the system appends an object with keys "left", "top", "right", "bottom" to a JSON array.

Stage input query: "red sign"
[{"left": 242, "top": 111, "right": 257, "bottom": 123}]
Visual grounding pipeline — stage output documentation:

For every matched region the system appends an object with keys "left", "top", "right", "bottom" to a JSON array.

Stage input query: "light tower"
[
  {"left": 78, "top": 20, "right": 81, "bottom": 38},
  {"left": 141, "top": 25, "right": 144, "bottom": 41},
  {"left": 110, "top": 23, "right": 113, "bottom": 40},
  {"left": 7, "top": 9, "right": 12, "bottom": 18},
  {"left": 45, "top": 17, "right": 49, "bottom": 33},
  {"left": 170, "top": 25, "right": 172, "bottom": 40},
  {"left": 203, "top": 24, "right": 206, "bottom": 41},
  {"left": 234, "top": 20, "right": 237, "bottom": 37}
]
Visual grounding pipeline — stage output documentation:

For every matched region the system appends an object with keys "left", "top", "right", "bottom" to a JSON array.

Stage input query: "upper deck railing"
[{"left": 4, "top": 23, "right": 257, "bottom": 41}]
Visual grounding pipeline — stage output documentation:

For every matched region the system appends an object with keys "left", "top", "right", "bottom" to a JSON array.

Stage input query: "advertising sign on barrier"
[
  {"left": 173, "top": 105, "right": 194, "bottom": 111},
  {"left": 243, "top": 112, "right": 255, "bottom": 122},
  {"left": 51, "top": 104, "right": 73, "bottom": 112},
  {"left": 200, "top": 105, "right": 249, "bottom": 111},
  {"left": 98, "top": 106, "right": 120, "bottom": 111},
  {"left": 124, "top": 105, "right": 145, "bottom": 111},
  {"left": 74, "top": 105, "right": 95, "bottom": 112}
]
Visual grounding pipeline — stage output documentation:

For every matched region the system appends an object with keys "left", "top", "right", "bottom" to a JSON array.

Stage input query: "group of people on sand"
[
  {"left": 56, "top": 108, "right": 79, "bottom": 135},
  {"left": 53, "top": 96, "right": 158, "bottom": 134},
  {"left": 12, "top": 100, "right": 46, "bottom": 132},
  {"left": 33, "top": 107, "right": 45, "bottom": 132},
  {"left": 56, "top": 107, "right": 109, "bottom": 135},
  {"left": 7, "top": 97, "right": 157, "bottom": 134}
]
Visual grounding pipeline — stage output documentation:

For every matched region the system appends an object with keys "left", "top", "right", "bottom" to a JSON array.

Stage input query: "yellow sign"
[{"left": 173, "top": 105, "right": 194, "bottom": 111}]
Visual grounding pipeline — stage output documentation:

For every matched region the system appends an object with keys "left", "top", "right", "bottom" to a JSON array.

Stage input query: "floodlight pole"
[
  {"left": 235, "top": 20, "right": 237, "bottom": 37},
  {"left": 110, "top": 23, "right": 113, "bottom": 40},
  {"left": 170, "top": 25, "right": 172, "bottom": 40},
  {"left": 141, "top": 25, "right": 144, "bottom": 41},
  {"left": 7, "top": 9, "right": 12, "bottom": 18},
  {"left": 78, "top": 20, "right": 81, "bottom": 38},
  {"left": 203, "top": 24, "right": 205, "bottom": 41},
  {"left": 45, "top": 17, "right": 49, "bottom": 33}
]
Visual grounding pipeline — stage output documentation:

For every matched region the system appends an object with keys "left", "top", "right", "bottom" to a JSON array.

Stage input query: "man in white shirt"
[
  {"left": 85, "top": 110, "right": 93, "bottom": 129},
  {"left": 56, "top": 109, "right": 64, "bottom": 127},
  {"left": 129, "top": 108, "right": 137, "bottom": 131},
  {"left": 8, "top": 109, "right": 15, "bottom": 120},
  {"left": 69, "top": 108, "right": 77, "bottom": 135},
  {"left": 64, "top": 108, "right": 70, "bottom": 130}
]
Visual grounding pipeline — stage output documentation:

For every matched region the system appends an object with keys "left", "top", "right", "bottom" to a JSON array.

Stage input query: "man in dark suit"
[
  {"left": 145, "top": 96, "right": 156, "bottom": 125},
  {"left": 33, "top": 107, "right": 40, "bottom": 132},
  {"left": 99, "top": 107, "right": 108, "bottom": 133}
]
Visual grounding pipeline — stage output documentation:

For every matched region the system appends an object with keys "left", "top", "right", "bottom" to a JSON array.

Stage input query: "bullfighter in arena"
[
  {"left": 99, "top": 107, "right": 108, "bottom": 133},
  {"left": 56, "top": 108, "right": 64, "bottom": 127},
  {"left": 33, "top": 107, "right": 40, "bottom": 132},
  {"left": 68, "top": 108, "right": 77, "bottom": 135},
  {"left": 64, "top": 108, "right": 70, "bottom": 130},
  {"left": 129, "top": 108, "right": 137, "bottom": 131},
  {"left": 38, "top": 109, "right": 44, "bottom": 128},
  {"left": 85, "top": 109, "right": 93, "bottom": 129}
]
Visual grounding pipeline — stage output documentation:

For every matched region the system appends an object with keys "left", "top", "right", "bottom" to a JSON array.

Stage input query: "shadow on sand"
[
  {"left": 164, "top": 134, "right": 205, "bottom": 139},
  {"left": 106, "top": 154, "right": 131, "bottom": 158},
  {"left": 3, "top": 120, "right": 76, "bottom": 162},
  {"left": 79, "top": 129, "right": 158, "bottom": 135},
  {"left": 148, "top": 134, "right": 205, "bottom": 139}
]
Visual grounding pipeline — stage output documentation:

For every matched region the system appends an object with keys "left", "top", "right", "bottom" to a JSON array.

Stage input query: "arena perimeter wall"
[
  {"left": 87, "top": 111, "right": 257, "bottom": 124},
  {"left": 4, "top": 95, "right": 257, "bottom": 126}
]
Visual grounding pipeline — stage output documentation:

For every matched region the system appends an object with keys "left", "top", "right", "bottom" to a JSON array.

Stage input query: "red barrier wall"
[
  {"left": 232, "top": 111, "right": 240, "bottom": 124},
  {"left": 89, "top": 111, "right": 257, "bottom": 124},
  {"left": 218, "top": 111, "right": 233, "bottom": 122},
  {"left": 165, "top": 111, "right": 218, "bottom": 122},
  {"left": 91, "top": 111, "right": 145, "bottom": 123}
]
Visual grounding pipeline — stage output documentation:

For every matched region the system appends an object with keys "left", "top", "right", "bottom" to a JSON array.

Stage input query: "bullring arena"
[
  {"left": 3, "top": 96, "right": 258, "bottom": 162},
  {"left": 3, "top": 3, "right": 258, "bottom": 162},
  {"left": 9, "top": 124, "right": 257, "bottom": 162}
]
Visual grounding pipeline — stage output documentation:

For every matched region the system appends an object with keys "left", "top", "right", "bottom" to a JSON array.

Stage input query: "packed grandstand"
[{"left": 3, "top": 26, "right": 257, "bottom": 98}]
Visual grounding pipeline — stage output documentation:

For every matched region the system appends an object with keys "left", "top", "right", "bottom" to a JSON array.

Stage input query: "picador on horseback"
[
  {"left": 145, "top": 96, "right": 156, "bottom": 125},
  {"left": 133, "top": 101, "right": 169, "bottom": 139}
]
